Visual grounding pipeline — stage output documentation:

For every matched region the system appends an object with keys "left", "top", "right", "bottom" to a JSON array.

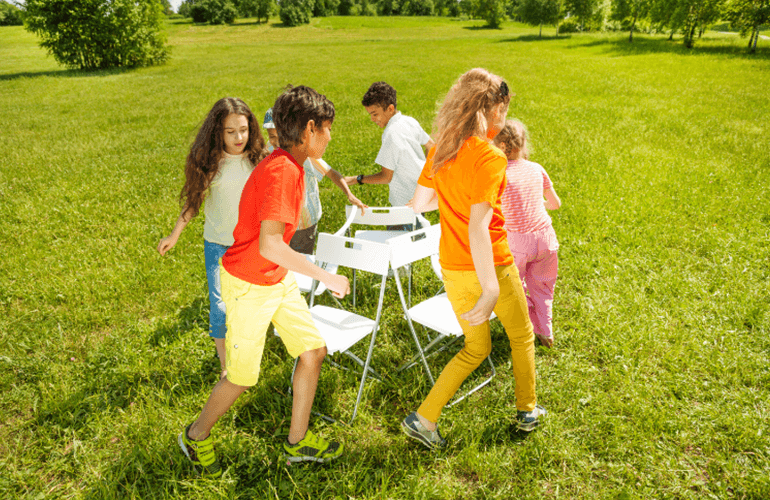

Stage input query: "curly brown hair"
[
  {"left": 493, "top": 119, "right": 529, "bottom": 161},
  {"left": 180, "top": 97, "right": 268, "bottom": 217},
  {"left": 361, "top": 81, "right": 397, "bottom": 109}
]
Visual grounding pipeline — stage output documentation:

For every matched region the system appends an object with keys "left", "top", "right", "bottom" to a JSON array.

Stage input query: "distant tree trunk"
[
  {"left": 699, "top": 25, "right": 704, "bottom": 38},
  {"left": 540, "top": 23, "right": 543, "bottom": 37},
  {"left": 629, "top": 13, "right": 637, "bottom": 42},
  {"left": 668, "top": 28, "right": 675, "bottom": 41}
]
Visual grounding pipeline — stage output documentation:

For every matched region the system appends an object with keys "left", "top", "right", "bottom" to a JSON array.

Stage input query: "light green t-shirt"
[{"left": 203, "top": 152, "right": 254, "bottom": 246}]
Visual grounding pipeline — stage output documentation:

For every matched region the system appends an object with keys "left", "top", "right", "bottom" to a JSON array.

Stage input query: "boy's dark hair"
[
  {"left": 273, "top": 85, "right": 335, "bottom": 149},
  {"left": 361, "top": 81, "right": 397, "bottom": 110}
]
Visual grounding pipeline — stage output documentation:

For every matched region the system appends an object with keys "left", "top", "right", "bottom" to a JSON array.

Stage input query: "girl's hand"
[
  {"left": 323, "top": 273, "right": 351, "bottom": 299},
  {"left": 460, "top": 290, "right": 499, "bottom": 326},
  {"left": 157, "top": 235, "right": 179, "bottom": 256},
  {"left": 348, "top": 194, "right": 368, "bottom": 216}
]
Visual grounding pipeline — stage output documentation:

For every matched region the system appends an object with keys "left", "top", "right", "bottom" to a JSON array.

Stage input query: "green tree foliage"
[
  {"left": 160, "top": 0, "right": 174, "bottom": 14},
  {"left": 725, "top": 0, "right": 770, "bottom": 51},
  {"left": 403, "top": 0, "right": 434, "bottom": 15},
  {"left": 312, "top": 0, "right": 339, "bottom": 16},
  {"left": 459, "top": 0, "right": 482, "bottom": 18},
  {"left": 479, "top": 0, "right": 506, "bottom": 26},
  {"left": 564, "top": 0, "right": 598, "bottom": 29},
  {"left": 184, "top": 0, "right": 238, "bottom": 23},
  {"left": 0, "top": 1, "right": 24, "bottom": 26},
  {"left": 519, "top": 0, "right": 562, "bottom": 36},
  {"left": 280, "top": 0, "right": 311, "bottom": 25},
  {"left": 23, "top": 0, "right": 170, "bottom": 70},
  {"left": 236, "top": 0, "right": 274, "bottom": 21},
  {"left": 670, "top": 0, "right": 724, "bottom": 47},
  {"left": 611, "top": 0, "right": 650, "bottom": 41}
]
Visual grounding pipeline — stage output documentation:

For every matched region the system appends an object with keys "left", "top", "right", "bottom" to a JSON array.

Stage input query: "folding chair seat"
[
  {"left": 305, "top": 232, "right": 392, "bottom": 424},
  {"left": 388, "top": 226, "right": 496, "bottom": 407}
]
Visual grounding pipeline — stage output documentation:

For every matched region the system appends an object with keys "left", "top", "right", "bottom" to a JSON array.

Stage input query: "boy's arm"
[
  {"left": 259, "top": 220, "right": 350, "bottom": 298},
  {"left": 423, "top": 139, "right": 435, "bottom": 155},
  {"left": 344, "top": 167, "right": 393, "bottom": 186},
  {"left": 459, "top": 202, "right": 499, "bottom": 326},
  {"left": 544, "top": 186, "right": 561, "bottom": 210},
  {"left": 407, "top": 184, "right": 439, "bottom": 213},
  {"left": 325, "top": 168, "right": 368, "bottom": 215}
]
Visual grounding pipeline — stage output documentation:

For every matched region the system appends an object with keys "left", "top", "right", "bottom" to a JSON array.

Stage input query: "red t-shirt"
[{"left": 221, "top": 149, "right": 305, "bottom": 285}]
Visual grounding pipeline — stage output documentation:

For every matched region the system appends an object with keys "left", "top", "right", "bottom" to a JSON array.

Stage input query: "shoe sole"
[
  {"left": 401, "top": 420, "right": 443, "bottom": 450},
  {"left": 282, "top": 452, "right": 342, "bottom": 464}
]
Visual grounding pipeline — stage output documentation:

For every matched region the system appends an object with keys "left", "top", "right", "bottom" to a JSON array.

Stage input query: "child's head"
[
  {"left": 262, "top": 108, "right": 279, "bottom": 150},
  {"left": 272, "top": 85, "right": 335, "bottom": 156},
  {"left": 431, "top": 68, "right": 511, "bottom": 172},
  {"left": 181, "top": 97, "right": 267, "bottom": 216},
  {"left": 493, "top": 119, "right": 529, "bottom": 161},
  {"left": 361, "top": 82, "right": 398, "bottom": 129}
]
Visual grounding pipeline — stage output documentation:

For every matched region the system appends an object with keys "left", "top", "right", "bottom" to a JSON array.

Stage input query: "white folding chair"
[
  {"left": 305, "top": 232, "right": 391, "bottom": 424},
  {"left": 388, "top": 226, "right": 497, "bottom": 407}
]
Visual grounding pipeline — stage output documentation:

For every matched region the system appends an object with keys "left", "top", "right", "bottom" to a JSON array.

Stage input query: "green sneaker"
[
  {"left": 178, "top": 425, "right": 222, "bottom": 478},
  {"left": 283, "top": 430, "right": 343, "bottom": 464}
]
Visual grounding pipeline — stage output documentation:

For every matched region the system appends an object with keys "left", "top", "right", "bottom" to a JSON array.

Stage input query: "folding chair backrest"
[
  {"left": 388, "top": 225, "right": 441, "bottom": 269},
  {"left": 315, "top": 232, "right": 391, "bottom": 276},
  {"left": 345, "top": 205, "right": 416, "bottom": 227}
]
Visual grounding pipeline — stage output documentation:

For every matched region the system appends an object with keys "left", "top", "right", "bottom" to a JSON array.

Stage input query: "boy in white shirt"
[{"left": 345, "top": 82, "right": 434, "bottom": 229}]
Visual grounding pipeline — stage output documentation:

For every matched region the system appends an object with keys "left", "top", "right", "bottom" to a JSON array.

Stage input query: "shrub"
[
  {"left": 23, "top": 0, "right": 170, "bottom": 70},
  {"left": 206, "top": 0, "right": 238, "bottom": 23},
  {"left": 0, "top": 0, "right": 24, "bottom": 26},
  {"left": 313, "top": 0, "right": 339, "bottom": 16},
  {"left": 280, "top": 0, "right": 311, "bottom": 25},
  {"left": 559, "top": 16, "right": 580, "bottom": 32},
  {"left": 479, "top": 0, "right": 506, "bottom": 27},
  {"left": 403, "top": 0, "right": 433, "bottom": 16}
]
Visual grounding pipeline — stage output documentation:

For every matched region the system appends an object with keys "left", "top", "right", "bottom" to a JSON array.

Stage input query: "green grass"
[{"left": 1, "top": 16, "right": 769, "bottom": 499}]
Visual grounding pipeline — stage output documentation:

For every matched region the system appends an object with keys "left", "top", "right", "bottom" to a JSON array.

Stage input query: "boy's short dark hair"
[
  {"left": 361, "top": 82, "right": 397, "bottom": 110},
  {"left": 273, "top": 85, "right": 335, "bottom": 149}
]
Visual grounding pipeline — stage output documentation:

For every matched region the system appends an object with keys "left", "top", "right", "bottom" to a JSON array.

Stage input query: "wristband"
[{"left": 356, "top": 174, "right": 364, "bottom": 185}]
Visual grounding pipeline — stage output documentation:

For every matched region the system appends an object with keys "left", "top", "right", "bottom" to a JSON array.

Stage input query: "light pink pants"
[{"left": 506, "top": 225, "right": 559, "bottom": 341}]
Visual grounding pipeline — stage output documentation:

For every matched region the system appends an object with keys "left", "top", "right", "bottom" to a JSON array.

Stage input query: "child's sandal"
[{"left": 535, "top": 333, "right": 553, "bottom": 348}]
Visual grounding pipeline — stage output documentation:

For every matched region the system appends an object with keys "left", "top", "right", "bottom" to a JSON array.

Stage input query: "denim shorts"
[{"left": 204, "top": 240, "right": 229, "bottom": 339}]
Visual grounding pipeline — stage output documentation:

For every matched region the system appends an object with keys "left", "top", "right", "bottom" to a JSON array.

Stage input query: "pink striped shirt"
[{"left": 501, "top": 159, "right": 553, "bottom": 233}]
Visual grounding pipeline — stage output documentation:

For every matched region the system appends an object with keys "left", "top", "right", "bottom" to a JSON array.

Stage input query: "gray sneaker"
[
  {"left": 516, "top": 404, "right": 547, "bottom": 432},
  {"left": 401, "top": 412, "right": 446, "bottom": 450}
]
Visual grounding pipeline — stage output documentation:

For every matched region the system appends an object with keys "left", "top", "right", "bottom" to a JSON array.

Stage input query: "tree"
[
  {"left": 24, "top": 0, "right": 170, "bottom": 70},
  {"left": 459, "top": 0, "right": 482, "bottom": 18},
  {"left": 279, "top": 0, "right": 311, "bottom": 25},
  {"left": 611, "top": 0, "right": 650, "bottom": 41},
  {"left": 564, "top": 0, "right": 599, "bottom": 29},
  {"left": 519, "top": 0, "right": 562, "bottom": 37},
  {"left": 479, "top": 0, "right": 507, "bottom": 26},
  {"left": 673, "top": 0, "right": 724, "bottom": 48},
  {"left": 726, "top": 0, "right": 770, "bottom": 52},
  {"left": 0, "top": 1, "right": 24, "bottom": 26}
]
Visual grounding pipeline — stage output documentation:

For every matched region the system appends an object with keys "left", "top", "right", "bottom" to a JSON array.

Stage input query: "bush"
[
  {"left": 312, "top": 0, "right": 339, "bottom": 16},
  {"left": 559, "top": 16, "right": 580, "bottom": 33},
  {"left": 207, "top": 0, "right": 238, "bottom": 23},
  {"left": 403, "top": 0, "right": 433, "bottom": 16},
  {"left": 0, "top": 1, "right": 24, "bottom": 26},
  {"left": 23, "top": 0, "right": 170, "bottom": 70},
  {"left": 280, "top": 0, "right": 311, "bottom": 25},
  {"left": 479, "top": 0, "right": 505, "bottom": 27}
]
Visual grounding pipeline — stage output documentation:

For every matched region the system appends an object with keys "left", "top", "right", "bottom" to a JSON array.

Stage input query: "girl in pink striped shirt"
[{"left": 494, "top": 120, "right": 562, "bottom": 348}]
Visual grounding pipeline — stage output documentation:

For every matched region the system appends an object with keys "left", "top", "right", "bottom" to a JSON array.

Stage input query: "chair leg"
[
  {"left": 447, "top": 355, "right": 496, "bottom": 407},
  {"left": 392, "top": 268, "right": 435, "bottom": 385}
]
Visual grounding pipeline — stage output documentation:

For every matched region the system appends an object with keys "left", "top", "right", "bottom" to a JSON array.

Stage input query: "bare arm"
[
  {"left": 259, "top": 220, "right": 350, "bottom": 298},
  {"left": 158, "top": 206, "right": 194, "bottom": 256},
  {"left": 544, "top": 186, "right": 561, "bottom": 210},
  {"left": 324, "top": 167, "right": 368, "bottom": 215},
  {"left": 459, "top": 202, "right": 499, "bottom": 326},
  {"left": 423, "top": 139, "right": 436, "bottom": 155},
  {"left": 407, "top": 184, "right": 439, "bottom": 213},
  {"left": 343, "top": 167, "right": 394, "bottom": 186}
]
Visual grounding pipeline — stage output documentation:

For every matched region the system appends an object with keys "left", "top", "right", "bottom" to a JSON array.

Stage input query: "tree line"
[{"left": 10, "top": 0, "right": 767, "bottom": 71}]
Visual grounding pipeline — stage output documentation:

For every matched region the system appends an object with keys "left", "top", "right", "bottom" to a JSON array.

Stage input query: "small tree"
[
  {"left": 611, "top": 0, "right": 650, "bottom": 41},
  {"left": 519, "top": 0, "right": 562, "bottom": 36},
  {"left": 24, "top": 0, "right": 170, "bottom": 70},
  {"left": 564, "top": 0, "right": 598, "bottom": 29},
  {"left": 0, "top": 1, "right": 24, "bottom": 26},
  {"left": 479, "top": 0, "right": 506, "bottom": 26},
  {"left": 280, "top": 0, "right": 311, "bottom": 25}
]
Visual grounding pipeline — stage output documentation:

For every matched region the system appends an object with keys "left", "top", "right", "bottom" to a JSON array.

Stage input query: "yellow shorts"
[{"left": 220, "top": 264, "right": 326, "bottom": 387}]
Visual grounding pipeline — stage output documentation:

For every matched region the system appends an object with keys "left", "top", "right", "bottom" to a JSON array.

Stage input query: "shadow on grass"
[
  {"left": 569, "top": 35, "right": 770, "bottom": 60},
  {"left": 498, "top": 34, "right": 568, "bottom": 43},
  {"left": 149, "top": 297, "right": 209, "bottom": 347},
  {"left": 0, "top": 66, "right": 133, "bottom": 81},
  {"left": 463, "top": 25, "right": 502, "bottom": 31}
]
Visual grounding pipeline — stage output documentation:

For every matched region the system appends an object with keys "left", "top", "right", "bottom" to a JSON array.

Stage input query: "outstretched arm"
[
  {"left": 343, "top": 167, "right": 394, "bottom": 186},
  {"left": 544, "top": 186, "right": 561, "bottom": 210},
  {"left": 259, "top": 220, "right": 350, "bottom": 298},
  {"left": 158, "top": 206, "right": 194, "bottom": 255},
  {"left": 459, "top": 202, "right": 499, "bottom": 326},
  {"left": 325, "top": 168, "right": 368, "bottom": 215}
]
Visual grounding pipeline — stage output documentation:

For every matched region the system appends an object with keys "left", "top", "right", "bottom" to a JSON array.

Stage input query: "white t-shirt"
[
  {"left": 375, "top": 112, "right": 431, "bottom": 207},
  {"left": 203, "top": 152, "right": 254, "bottom": 246}
]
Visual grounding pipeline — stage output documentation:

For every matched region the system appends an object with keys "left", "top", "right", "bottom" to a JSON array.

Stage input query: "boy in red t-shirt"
[{"left": 178, "top": 86, "right": 350, "bottom": 476}]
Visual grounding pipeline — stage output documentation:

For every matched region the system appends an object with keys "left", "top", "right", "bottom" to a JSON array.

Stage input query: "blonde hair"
[
  {"left": 431, "top": 68, "right": 511, "bottom": 173},
  {"left": 493, "top": 119, "right": 529, "bottom": 161}
]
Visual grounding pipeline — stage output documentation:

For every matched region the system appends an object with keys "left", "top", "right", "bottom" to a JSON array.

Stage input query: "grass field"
[{"left": 1, "top": 15, "right": 769, "bottom": 500}]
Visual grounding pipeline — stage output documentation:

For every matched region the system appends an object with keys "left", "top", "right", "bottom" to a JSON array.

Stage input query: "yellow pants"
[{"left": 418, "top": 265, "right": 537, "bottom": 422}]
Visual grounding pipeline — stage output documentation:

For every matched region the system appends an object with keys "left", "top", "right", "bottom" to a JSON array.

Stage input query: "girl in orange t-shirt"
[{"left": 402, "top": 68, "right": 546, "bottom": 450}]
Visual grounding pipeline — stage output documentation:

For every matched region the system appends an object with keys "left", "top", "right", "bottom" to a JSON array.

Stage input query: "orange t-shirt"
[
  {"left": 417, "top": 136, "right": 512, "bottom": 271},
  {"left": 222, "top": 149, "right": 305, "bottom": 285}
]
